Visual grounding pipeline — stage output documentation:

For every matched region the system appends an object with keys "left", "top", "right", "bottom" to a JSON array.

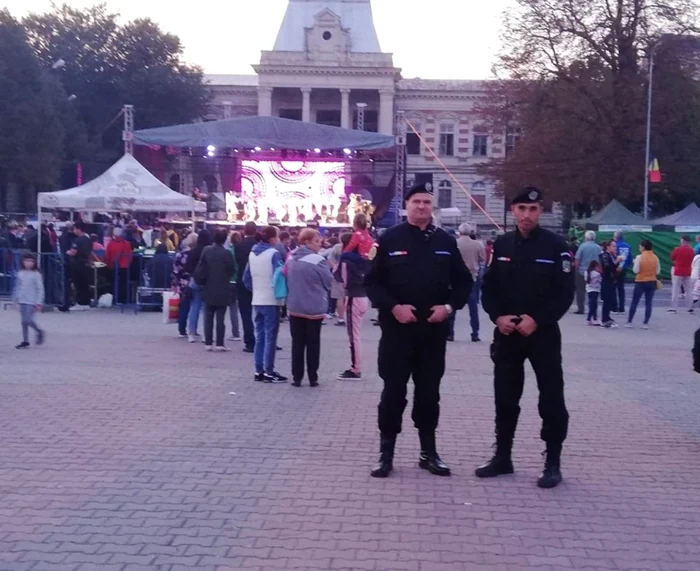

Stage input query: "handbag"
[{"left": 162, "top": 292, "right": 180, "bottom": 324}]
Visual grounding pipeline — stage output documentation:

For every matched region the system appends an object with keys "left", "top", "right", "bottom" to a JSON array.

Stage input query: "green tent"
[
  {"left": 652, "top": 203, "right": 700, "bottom": 232},
  {"left": 573, "top": 199, "right": 653, "bottom": 232}
]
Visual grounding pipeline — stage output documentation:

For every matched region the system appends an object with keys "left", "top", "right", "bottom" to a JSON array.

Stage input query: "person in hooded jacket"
[
  {"left": 243, "top": 226, "right": 286, "bottom": 383},
  {"left": 285, "top": 228, "right": 333, "bottom": 387}
]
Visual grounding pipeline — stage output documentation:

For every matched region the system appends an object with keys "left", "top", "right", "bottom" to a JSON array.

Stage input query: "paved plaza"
[{"left": 1, "top": 304, "right": 700, "bottom": 571}]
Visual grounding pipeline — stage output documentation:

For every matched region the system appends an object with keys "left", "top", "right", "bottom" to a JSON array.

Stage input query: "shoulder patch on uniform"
[{"left": 562, "top": 259, "right": 572, "bottom": 273}]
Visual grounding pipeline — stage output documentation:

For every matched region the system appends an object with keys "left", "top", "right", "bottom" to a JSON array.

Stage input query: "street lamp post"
[{"left": 643, "top": 48, "right": 655, "bottom": 220}]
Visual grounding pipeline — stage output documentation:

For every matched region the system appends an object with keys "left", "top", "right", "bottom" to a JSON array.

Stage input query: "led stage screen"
[{"left": 226, "top": 160, "right": 360, "bottom": 225}]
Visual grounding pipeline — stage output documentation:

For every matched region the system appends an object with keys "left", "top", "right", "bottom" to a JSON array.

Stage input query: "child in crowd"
[
  {"left": 586, "top": 259, "right": 602, "bottom": 326},
  {"left": 12, "top": 253, "right": 46, "bottom": 349},
  {"left": 342, "top": 214, "right": 374, "bottom": 262}
]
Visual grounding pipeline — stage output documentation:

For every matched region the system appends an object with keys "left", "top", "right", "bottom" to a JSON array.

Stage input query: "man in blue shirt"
[
  {"left": 613, "top": 231, "right": 633, "bottom": 313},
  {"left": 694, "top": 235, "right": 700, "bottom": 255},
  {"left": 574, "top": 231, "right": 602, "bottom": 314}
]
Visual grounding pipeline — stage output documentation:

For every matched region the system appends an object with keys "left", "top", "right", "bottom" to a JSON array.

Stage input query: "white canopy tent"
[
  {"left": 37, "top": 153, "right": 205, "bottom": 214},
  {"left": 36, "top": 153, "right": 205, "bottom": 261}
]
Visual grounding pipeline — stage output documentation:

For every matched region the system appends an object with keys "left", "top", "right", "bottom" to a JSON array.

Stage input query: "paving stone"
[{"left": 0, "top": 307, "right": 699, "bottom": 570}]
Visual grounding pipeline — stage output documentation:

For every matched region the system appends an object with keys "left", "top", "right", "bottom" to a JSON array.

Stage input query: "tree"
[
  {"left": 478, "top": 0, "right": 700, "bottom": 215},
  {"left": 23, "top": 3, "right": 209, "bottom": 179},
  {"left": 0, "top": 9, "right": 65, "bottom": 211}
]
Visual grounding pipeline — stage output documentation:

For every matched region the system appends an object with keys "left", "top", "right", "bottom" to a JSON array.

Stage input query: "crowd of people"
[{"left": 572, "top": 230, "right": 700, "bottom": 329}]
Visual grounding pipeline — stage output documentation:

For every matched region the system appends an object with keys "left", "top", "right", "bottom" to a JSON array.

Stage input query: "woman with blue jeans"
[
  {"left": 626, "top": 240, "right": 661, "bottom": 329},
  {"left": 185, "top": 230, "right": 212, "bottom": 342}
]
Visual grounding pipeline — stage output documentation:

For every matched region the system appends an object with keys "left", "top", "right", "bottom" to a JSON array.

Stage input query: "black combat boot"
[
  {"left": 370, "top": 434, "right": 396, "bottom": 478},
  {"left": 418, "top": 431, "right": 451, "bottom": 476},
  {"left": 537, "top": 444, "right": 563, "bottom": 489},
  {"left": 474, "top": 443, "right": 514, "bottom": 478}
]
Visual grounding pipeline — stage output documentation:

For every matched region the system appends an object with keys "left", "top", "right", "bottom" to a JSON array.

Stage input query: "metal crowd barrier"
[
  {"left": 0, "top": 249, "right": 65, "bottom": 308},
  {"left": 111, "top": 252, "right": 175, "bottom": 313}
]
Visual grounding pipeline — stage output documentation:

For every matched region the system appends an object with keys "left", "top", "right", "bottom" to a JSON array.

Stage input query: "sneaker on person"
[
  {"left": 335, "top": 320, "right": 346, "bottom": 326},
  {"left": 624, "top": 323, "right": 634, "bottom": 328},
  {"left": 15, "top": 341, "right": 29, "bottom": 349},
  {"left": 337, "top": 370, "right": 361, "bottom": 380},
  {"left": 178, "top": 333, "right": 188, "bottom": 339},
  {"left": 262, "top": 372, "right": 287, "bottom": 384},
  {"left": 205, "top": 345, "right": 214, "bottom": 352},
  {"left": 36, "top": 330, "right": 45, "bottom": 345},
  {"left": 215, "top": 346, "right": 229, "bottom": 352},
  {"left": 603, "top": 321, "right": 618, "bottom": 328},
  {"left": 188, "top": 334, "right": 197, "bottom": 343},
  {"left": 668, "top": 308, "right": 677, "bottom": 313},
  {"left": 228, "top": 336, "right": 241, "bottom": 341},
  {"left": 642, "top": 323, "right": 650, "bottom": 330},
  {"left": 591, "top": 320, "right": 601, "bottom": 326}
]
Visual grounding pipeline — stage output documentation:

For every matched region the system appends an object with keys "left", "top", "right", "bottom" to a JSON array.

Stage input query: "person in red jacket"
[
  {"left": 670, "top": 235, "right": 695, "bottom": 313},
  {"left": 105, "top": 228, "right": 134, "bottom": 304}
]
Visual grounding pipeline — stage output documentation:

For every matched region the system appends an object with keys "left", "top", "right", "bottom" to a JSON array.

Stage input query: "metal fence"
[
  {"left": 0, "top": 249, "right": 175, "bottom": 312},
  {"left": 0, "top": 250, "right": 65, "bottom": 308}
]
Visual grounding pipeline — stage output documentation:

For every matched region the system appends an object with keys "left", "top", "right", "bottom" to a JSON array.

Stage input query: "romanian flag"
[{"left": 649, "top": 158, "right": 662, "bottom": 183}]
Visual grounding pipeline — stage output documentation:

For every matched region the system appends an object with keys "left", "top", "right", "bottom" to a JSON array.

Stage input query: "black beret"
[
  {"left": 405, "top": 182, "right": 434, "bottom": 201},
  {"left": 511, "top": 186, "right": 543, "bottom": 205}
]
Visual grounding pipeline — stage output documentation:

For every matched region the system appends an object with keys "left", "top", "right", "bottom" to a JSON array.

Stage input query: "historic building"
[{"left": 204, "top": 0, "right": 561, "bottom": 231}]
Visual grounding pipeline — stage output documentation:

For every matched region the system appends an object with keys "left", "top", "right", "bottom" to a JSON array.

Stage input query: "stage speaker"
[{"left": 406, "top": 173, "right": 433, "bottom": 196}]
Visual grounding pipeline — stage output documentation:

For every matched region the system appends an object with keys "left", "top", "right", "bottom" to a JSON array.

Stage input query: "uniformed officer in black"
[
  {"left": 476, "top": 186, "right": 575, "bottom": 489},
  {"left": 366, "top": 182, "right": 473, "bottom": 478}
]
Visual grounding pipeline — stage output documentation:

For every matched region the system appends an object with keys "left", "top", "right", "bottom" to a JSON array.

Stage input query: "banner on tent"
[
  {"left": 599, "top": 225, "right": 652, "bottom": 232},
  {"left": 674, "top": 226, "right": 700, "bottom": 233}
]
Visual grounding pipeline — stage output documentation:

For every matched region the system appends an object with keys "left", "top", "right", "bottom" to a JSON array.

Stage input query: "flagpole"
[{"left": 643, "top": 48, "right": 655, "bottom": 220}]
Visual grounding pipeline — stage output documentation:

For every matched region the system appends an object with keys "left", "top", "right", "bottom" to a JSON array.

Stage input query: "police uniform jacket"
[
  {"left": 366, "top": 222, "right": 473, "bottom": 324},
  {"left": 481, "top": 226, "right": 575, "bottom": 329}
]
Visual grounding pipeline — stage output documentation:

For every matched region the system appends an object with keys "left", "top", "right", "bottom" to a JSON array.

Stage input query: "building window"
[
  {"left": 280, "top": 108, "right": 302, "bottom": 121},
  {"left": 316, "top": 109, "right": 341, "bottom": 127},
  {"left": 505, "top": 125, "right": 522, "bottom": 157},
  {"left": 438, "top": 181, "right": 452, "bottom": 209},
  {"left": 471, "top": 181, "right": 487, "bottom": 213},
  {"left": 473, "top": 134, "right": 488, "bottom": 156},
  {"left": 439, "top": 124, "right": 455, "bottom": 156},
  {"left": 353, "top": 110, "right": 378, "bottom": 132},
  {"left": 169, "top": 174, "right": 181, "bottom": 193},
  {"left": 406, "top": 133, "right": 421, "bottom": 155}
]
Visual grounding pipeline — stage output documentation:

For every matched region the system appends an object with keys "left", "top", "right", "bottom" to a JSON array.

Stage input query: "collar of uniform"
[
  {"left": 515, "top": 224, "right": 541, "bottom": 243},
  {"left": 407, "top": 221, "right": 436, "bottom": 236}
]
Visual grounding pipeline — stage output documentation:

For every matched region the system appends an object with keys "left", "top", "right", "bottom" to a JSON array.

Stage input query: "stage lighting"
[
  {"left": 343, "top": 148, "right": 352, "bottom": 155},
  {"left": 207, "top": 145, "right": 216, "bottom": 152},
  {"left": 270, "top": 147, "right": 275, "bottom": 151},
  {"left": 314, "top": 148, "right": 321, "bottom": 153},
  {"left": 254, "top": 146, "right": 262, "bottom": 151}
]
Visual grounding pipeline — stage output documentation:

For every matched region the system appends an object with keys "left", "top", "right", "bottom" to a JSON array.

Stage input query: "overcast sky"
[{"left": 5, "top": 0, "right": 512, "bottom": 79}]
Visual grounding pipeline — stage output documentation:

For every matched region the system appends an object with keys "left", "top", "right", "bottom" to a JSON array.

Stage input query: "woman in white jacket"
[{"left": 691, "top": 254, "right": 700, "bottom": 308}]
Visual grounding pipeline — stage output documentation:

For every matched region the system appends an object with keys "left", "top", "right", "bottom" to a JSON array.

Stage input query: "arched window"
[{"left": 438, "top": 180, "right": 452, "bottom": 209}]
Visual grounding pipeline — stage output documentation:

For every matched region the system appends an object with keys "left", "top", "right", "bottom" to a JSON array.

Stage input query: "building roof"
[
  {"left": 204, "top": 74, "right": 258, "bottom": 87},
  {"left": 132, "top": 116, "right": 395, "bottom": 151},
  {"left": 273, "top": 0, "right": 381, "bottom": 53},
  {"left": 398, "top": 78, "right": 491, "bottom": 92}
]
